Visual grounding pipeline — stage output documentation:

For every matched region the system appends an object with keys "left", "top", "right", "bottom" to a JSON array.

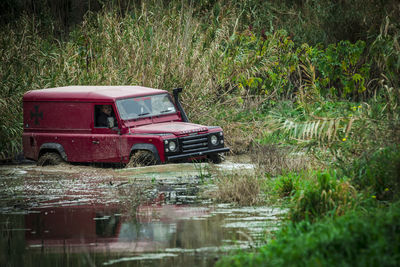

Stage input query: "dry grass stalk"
[
  {"left": 214, "top": 172, "right": 263, "bottom": 206},
  {"left": 251, "top": 144, "right": 312, "bottom": 175}
]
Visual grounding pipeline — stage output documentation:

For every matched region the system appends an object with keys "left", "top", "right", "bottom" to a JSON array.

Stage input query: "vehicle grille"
[{"left": 179, "top": 133, "right": 209, "bottom": 153}]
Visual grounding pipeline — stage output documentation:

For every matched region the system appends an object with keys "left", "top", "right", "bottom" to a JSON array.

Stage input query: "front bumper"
[{"left": 166, "top": 147, "right": 230, "bottom": 161}]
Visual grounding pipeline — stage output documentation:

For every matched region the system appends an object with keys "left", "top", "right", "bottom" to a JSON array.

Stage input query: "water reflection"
[
  {"left": 24, "top": 202, "right": 218, "bottom": 252},
  {"left": 0, "top": 163, "right": 285, "bottom": 266},
  {"left": 1, "top": 201, "right": 285, "bottom": 266},
  {"left": 1, "top": 202, "right": 249, "bottom": 266}
]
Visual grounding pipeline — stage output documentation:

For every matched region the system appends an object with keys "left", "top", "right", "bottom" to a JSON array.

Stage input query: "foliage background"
[
  {"left": 1, "top": 0, "right": 399, "bottom": 159},
  {"left": 1, "top": 1, "right": 400, "bottom": 265}
]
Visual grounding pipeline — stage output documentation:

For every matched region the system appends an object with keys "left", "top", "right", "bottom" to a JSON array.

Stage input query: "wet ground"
[{"left": 0, "top": 158, "right": 286, "bottom": 266}]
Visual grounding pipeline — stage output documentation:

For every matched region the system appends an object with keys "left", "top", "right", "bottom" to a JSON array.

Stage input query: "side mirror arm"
[{"left": 172, "top": 88, "right": 189, "bottom": 122}]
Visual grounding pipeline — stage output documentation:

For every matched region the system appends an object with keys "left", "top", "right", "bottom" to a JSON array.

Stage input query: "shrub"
[
  {"left": 349, "top": 145, "right": 400, "bottom": 201},
  {"left": 289, "top": 170, "right": 357, "bottom": 222},
  {"left": 269, "top": 170, "right": 357, "bottom": 222},
  {"left": 274, "top": 172, "right": 301, "bottom": 198}
]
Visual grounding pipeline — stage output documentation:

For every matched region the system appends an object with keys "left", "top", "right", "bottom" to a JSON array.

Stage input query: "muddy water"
[{"left": 0, "top": 159, "right": 285, "bottom": 266}]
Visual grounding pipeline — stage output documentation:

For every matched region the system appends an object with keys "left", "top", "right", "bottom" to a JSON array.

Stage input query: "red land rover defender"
[{"left": 22, "top": 86, "right": 229, "bottom": 166}]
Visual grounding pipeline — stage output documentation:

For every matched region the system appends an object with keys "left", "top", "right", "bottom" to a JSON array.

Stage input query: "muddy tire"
[
  {"left": 37, "top": 152, "right": 64, "bottom": 166},
  {"left": 127, "top": 150, "right": 156, "bottom": 167},
  {"left": 208, "top": 153, "right": 224, "bottom": 164}
]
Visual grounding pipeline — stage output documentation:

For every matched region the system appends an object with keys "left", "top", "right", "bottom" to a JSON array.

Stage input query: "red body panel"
[
  {"left": 23, "top": 85, "right": 166, "bottom": 102},
  {"left": 22, "top": 86, "right": 228, "bottom": 164}
]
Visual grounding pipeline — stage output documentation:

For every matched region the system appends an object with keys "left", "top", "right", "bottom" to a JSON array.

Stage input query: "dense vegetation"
[{"left": 1, "top": 0, "right": 400, "bottom": 265}]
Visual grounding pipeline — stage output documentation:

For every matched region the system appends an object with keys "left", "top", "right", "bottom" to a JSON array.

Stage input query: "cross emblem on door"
[{"left": 30, "top": 105, "right": 43, "bottom": 125}]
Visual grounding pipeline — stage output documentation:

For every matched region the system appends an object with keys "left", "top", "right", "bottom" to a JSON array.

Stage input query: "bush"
[
  {"left": 305, "top": 40, "right": 370, "bottom": 98},
  {"left": 349, "top": 145, "right": 400, "bottom": 201},
  {"left": 292, "top": 171, "right": 358, "bottom": 222},
  {"left": 274, "top": 170, "right": 358, "bottom": 222},
  {"left": 274, "top": 172, "right": 301, "bottom": 198}
]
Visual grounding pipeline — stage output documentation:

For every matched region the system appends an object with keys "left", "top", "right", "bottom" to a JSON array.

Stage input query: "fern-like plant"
[{"left": 270, "top": 112, "right": 355, "bottom": 145}]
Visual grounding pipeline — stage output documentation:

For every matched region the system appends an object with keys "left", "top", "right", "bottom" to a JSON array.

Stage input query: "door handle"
[{"left": 92, "top": 140, "right": 100, "bottom": 144}]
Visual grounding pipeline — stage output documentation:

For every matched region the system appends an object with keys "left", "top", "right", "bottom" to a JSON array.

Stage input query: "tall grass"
[
  {"left": 0, "top": 15, "right": 58, "bottom": 159},
  {"left": 1, "top": 0, "right": 399, "bottom": 161},
  {"left": 214, "top": 172, "right": 264, "bottom": 206},
  {"left": 0, "top": 2, "right": 236, "bottom": 158}
]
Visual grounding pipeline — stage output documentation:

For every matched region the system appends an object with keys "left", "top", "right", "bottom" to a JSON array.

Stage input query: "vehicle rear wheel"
[
  {"left": 37, "top": 152, "right": 64, "bottom": 166},
  {"left": 127, "top": 150, "right": 156, "bottom": 167}
]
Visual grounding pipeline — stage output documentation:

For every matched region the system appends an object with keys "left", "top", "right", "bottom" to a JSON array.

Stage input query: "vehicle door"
[{"left": 91, "top": 103, "right": 121, "bottom": 162}]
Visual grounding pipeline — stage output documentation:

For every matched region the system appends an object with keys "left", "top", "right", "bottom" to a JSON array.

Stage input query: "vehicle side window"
[{"left": 94, "top": 105, "right": 118, "bottom": 128}]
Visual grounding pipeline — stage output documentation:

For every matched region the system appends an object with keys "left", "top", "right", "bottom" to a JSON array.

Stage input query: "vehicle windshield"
[{"left": 116, "top": 93, "right": 176, "bottom": 120}]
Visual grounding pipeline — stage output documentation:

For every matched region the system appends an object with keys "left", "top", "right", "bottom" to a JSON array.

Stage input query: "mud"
[{"left": 0, "top": 156, "right": 286, "bottom": 266}]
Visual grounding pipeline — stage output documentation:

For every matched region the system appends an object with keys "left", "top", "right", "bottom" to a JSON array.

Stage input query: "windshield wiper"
[
  {"left": 138, "top": 112, "right": 150, "bottom": 117},
  {"left": 160, "top": 109, "right": 172, "bottom": 113}
]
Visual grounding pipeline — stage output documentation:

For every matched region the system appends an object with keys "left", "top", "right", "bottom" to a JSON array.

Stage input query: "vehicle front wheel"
[
  {"left": 208, "top": 153, "right": 224, "bottom": 164},
  {"left": 37, "top": 152, "right": 64, "bottom": 166},
  {"left": 127, "top": 150, "right": 156, "bottom": 167}
]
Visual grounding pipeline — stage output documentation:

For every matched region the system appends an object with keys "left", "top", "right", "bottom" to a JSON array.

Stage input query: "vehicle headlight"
[
  {"left": 168, "top": 140, "right": 177, "bottom": 152},
  {"left": 210, "top": 135, "right": 218, "bottom": 146}
]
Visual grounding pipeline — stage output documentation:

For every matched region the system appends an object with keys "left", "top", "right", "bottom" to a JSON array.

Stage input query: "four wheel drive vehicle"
[{"left": 22, "top": 86, "right": 229, "bottom": 166}]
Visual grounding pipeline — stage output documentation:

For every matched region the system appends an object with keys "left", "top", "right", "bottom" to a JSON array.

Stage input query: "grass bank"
[
  {"left": 217, "top": 200, "right": 400, "bottom": 267},
  {"left": 214, "top": 143, "right": 400, "bottom": 265}
]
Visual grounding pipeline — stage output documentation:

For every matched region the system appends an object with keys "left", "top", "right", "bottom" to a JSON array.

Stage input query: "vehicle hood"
[{"left": 131, "top": 122, "right": 209, "bottom": 135}]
